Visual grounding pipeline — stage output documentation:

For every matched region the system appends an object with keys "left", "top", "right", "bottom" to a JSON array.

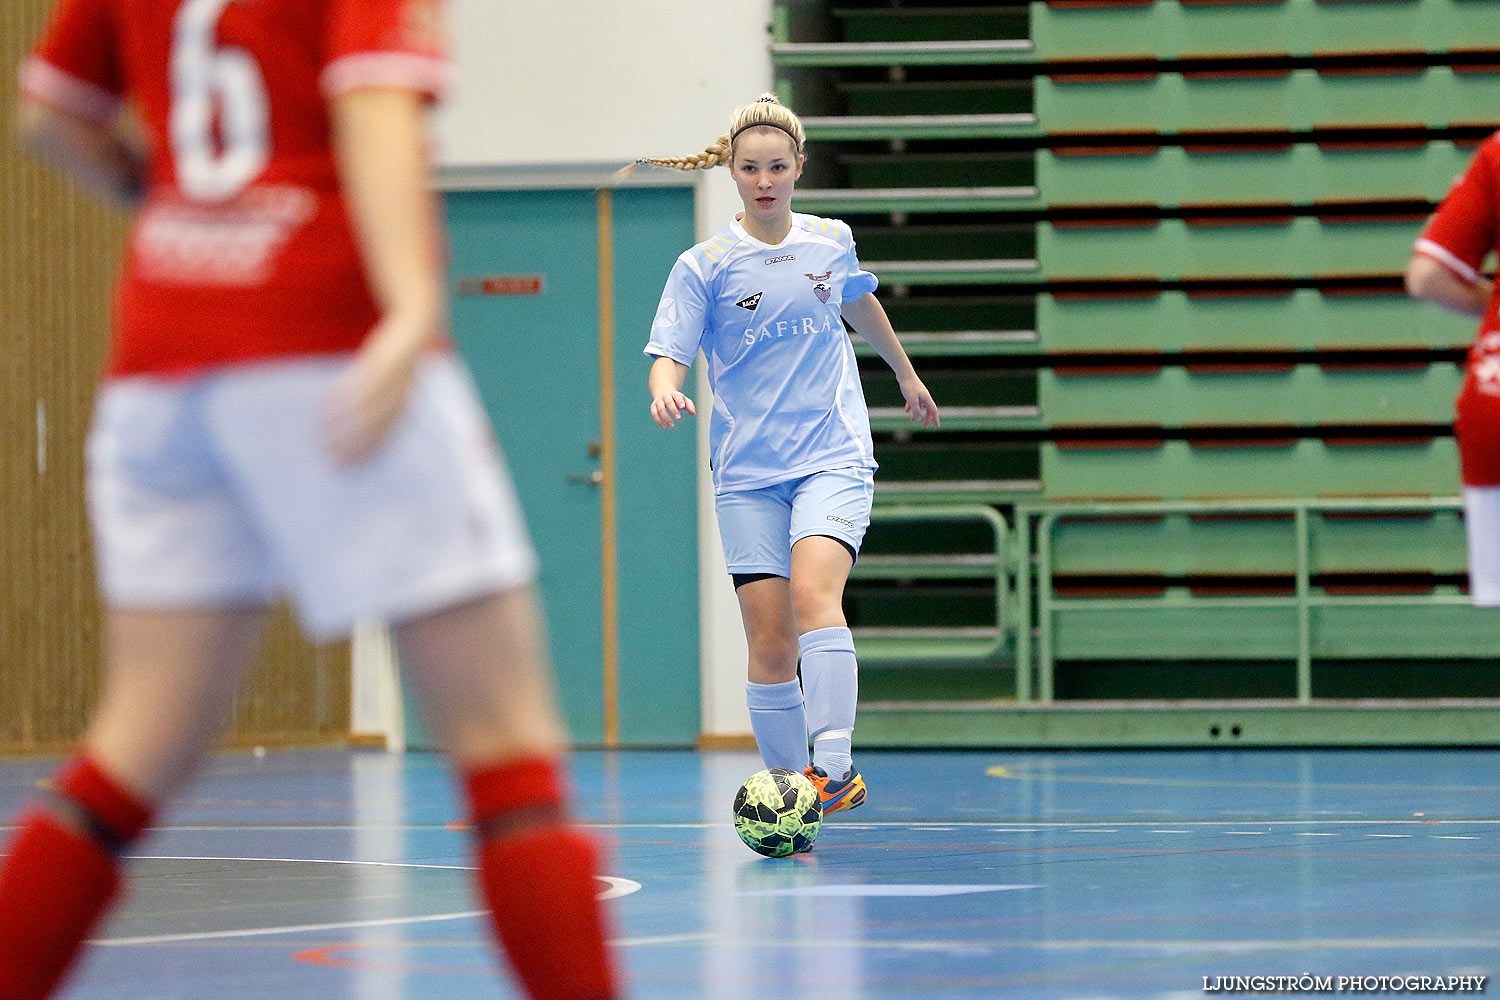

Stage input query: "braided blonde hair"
[{"left": 624, "top": 94, "right": 806, "bottom": 174}]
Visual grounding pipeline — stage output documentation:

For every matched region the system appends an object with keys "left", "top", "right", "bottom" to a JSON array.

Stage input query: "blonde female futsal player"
[
  {"left": 1408, "top": 134, "right": 1500, "bottom": 611},
  {"left": 638, "top": 95, "right": 940, "bottom": 815},
  {"left": 0, "top": 2, "right": 617, "bottom": 998}
]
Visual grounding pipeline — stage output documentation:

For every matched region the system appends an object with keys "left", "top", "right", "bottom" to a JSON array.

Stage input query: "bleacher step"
[
  {"left": 865, "top": 258, "right": 1040, "bottom": 285},
  {"left": 853, "top": 626, "right": 1007, "bottom": 662},
  {"left": 854, "top": 699, "right": 1500, "bottom": 748},
  {"left": 801, "top": 113, "right": 1038, "bottom": 142},
  {"left": 875, "top": 478, "right": 1042, "bottom": 501},
  {"left": 772, "top": 39, "right": 1033, "bottom": 67},
  {"left": 794, "top": 186, "right": 1040, "bottom": 214},
  {"left": 853, "top": 553, "right": 1002, "bottom": 580},
  {"left": 868, "top": 404, "right": 1042, "bottom": 432},
  {"left": 855, "top": 330, "right": 1040, "bottom": 358}
]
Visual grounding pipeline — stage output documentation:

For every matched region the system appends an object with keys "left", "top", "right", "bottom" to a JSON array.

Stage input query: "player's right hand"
[
  {"left": 325, "top": 312, "right": 428, "bottom": 465},
  {"left": 650, "top": 391, "right": 696, "bottom": 429}
]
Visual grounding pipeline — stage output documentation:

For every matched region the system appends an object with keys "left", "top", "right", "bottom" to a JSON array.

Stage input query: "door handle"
[{"left": 566, "top": 469, "right": 604, "bottom": 486}]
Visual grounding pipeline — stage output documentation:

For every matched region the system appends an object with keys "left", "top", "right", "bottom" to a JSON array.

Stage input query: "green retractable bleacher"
[{"left": 773, "top": 0, "right": 1500, "bottom": 744}]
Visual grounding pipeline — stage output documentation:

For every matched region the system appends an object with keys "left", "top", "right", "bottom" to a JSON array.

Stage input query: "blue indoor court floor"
[{"left": 2, "top": 747, "right": 1496, "bottom": 999}]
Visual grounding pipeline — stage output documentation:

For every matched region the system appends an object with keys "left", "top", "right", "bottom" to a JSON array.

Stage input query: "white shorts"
[
  {"left": 714, "top": 469, "right": 875, "bottom": 577},
  {"left": 87, "top": 354, "right": 537, "bottom": 639},
  {"left": 1464, "top": 486, "right": 1500, "bottom": 607}
]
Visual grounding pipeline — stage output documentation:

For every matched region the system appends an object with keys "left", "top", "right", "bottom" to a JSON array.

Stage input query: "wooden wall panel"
[{"left": 1, "top": 3, "right": 349, "bottom": 755}]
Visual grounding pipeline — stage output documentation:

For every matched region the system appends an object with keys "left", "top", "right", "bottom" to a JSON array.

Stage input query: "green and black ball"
[{"left": 732, "top": 767, "right": 822, "bottom": 857}]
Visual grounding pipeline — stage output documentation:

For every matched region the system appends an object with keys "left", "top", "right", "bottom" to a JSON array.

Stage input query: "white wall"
[
  {"left": 421, "top": 0, "right": 772, "bottom": 743},
  {"left": 436, "top": 1, "right": 775, "bottom": 172}
]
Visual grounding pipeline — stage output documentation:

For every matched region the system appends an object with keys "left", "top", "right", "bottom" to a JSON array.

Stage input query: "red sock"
[
  {"left": 465, "top": 757, "right": 618, "bottom": 1000},
  {"left": 0, "top": 756, "right": 152, "bottom": 1000}
]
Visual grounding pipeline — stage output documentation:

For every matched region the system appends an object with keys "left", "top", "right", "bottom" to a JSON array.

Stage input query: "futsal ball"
[{"left": 733, "top": 767, "right": 822, "bottom": 857}]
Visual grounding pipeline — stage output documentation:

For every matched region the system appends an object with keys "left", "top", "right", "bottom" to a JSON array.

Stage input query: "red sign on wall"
[{"left": 456, "top": 275, "right": 545, "bottom": 296}]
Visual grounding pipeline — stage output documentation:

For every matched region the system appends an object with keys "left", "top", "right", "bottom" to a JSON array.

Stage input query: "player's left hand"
[
  {"left": 899, "top": 375, "right": 940, "bottom": 429},
  {"left": 325, "top": 314, "right": 427, "bottom": 465}
]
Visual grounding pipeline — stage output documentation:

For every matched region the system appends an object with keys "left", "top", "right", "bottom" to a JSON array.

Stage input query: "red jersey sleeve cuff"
[
  {"left": 1414, "top": 238, "right": 1484, "bottom": 286},
  {"left": 320, "top": 52, "right": 450, "bottom": 101},
  {"left": 17, "top": 57, "right": 121, "bottom": 124}
]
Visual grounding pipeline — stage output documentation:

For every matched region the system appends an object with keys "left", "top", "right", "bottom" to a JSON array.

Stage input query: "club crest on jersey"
[
  {"left": 736, "top": 292, "right": 763, "bottom": 311},
  {"left": 813, "top": 283, "right": 831, "bottom": 304},
  {"left": 1476, "top": 355, "right": 1500, "bottom": 395},
  {"left": 805, "top": 271, "right": 832, "bottom": 282}
]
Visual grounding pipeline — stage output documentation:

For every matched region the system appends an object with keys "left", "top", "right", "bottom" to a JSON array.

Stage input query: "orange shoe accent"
[{"left": 803, "top": 765, "right": 866, "bottom": 814}]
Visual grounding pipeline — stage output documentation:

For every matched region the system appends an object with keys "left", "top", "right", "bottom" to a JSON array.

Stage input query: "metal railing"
[
  {"left": 853, "top": 504, "right": 1011, "bottom": 662},
  {"left": 1013, "top": 496, "right": 1470, "bottom": 704}
]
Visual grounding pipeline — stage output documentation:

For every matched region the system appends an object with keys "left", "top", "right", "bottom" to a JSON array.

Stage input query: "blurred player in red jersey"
[
  {"left": 1407, "top": 136, "right": 1500, "bottom": 610},
  {"left": 0, "top": 2, "right": 620, "bottom": 998}
]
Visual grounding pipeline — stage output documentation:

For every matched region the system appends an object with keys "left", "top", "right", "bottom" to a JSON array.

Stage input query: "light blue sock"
[
  {"left": 799, "top": 626, "right": 858, "bottom": 779},
  {"left": 745, "top": 679, "right": 809, "bottom": 772}
]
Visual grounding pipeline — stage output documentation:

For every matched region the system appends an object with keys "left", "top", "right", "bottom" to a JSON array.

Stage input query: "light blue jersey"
[{"left": 645, "top": 214, "right": 880, "bottom": 494}]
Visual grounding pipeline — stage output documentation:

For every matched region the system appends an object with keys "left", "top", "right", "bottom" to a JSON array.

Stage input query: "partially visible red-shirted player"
[
  {"left": 0, "top": 2, "right": 620, "bottom": 999},
  {"left": 1409, "top": 134, "right": 1500, "bottom": 607}
]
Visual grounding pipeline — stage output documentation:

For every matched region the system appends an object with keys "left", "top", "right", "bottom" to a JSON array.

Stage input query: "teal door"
[{"left": 431, "top": 186, "right": 699, "bottom": 747}]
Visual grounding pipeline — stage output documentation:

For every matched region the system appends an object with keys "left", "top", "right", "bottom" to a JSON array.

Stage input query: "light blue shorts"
[{"left": 714, "top": 469, "right": 875, "bottom": 577}]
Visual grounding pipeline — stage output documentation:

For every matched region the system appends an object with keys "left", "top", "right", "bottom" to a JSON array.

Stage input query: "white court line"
[
  {"left": 124, "top": 856, "right": 642, "bottom": 900},
  {"left": 132, "top": 854, "right": 475, "bottom": 871},
  {"left": 991, "top": 770, "right": 1500, "bottom": 794},
  {"left": 595, "top": 877, "right": 641, "bottom": 900},
  {"left": 94, "top": 857, "right": 643, "bottom": 946},
  {"left": 97, "top": 910, "right": 684, "bottom": 949},
  {"left": 1028, "top": 937, "right": 1500, "bottom": 951},
  {"left": 614, "top": 933, "right": 713, "bottom": 947},
  {"left": 113, "top": 819, "right": 1500, "bottom": 829},
  {"left": 622, "top": 935, "right": 1500, "bottom": 953},
  {"left": 736, "top": 819, "right": 1500, "bottom": 829},
  {"left": 98, "top": 925, "right": 1500, "bottom": 953},
  {"left": 12, "top": 820, "right": 1491, "bottom": 834},
  {"left": 95, "top": 910, "right": 485, "bottom": 946}
]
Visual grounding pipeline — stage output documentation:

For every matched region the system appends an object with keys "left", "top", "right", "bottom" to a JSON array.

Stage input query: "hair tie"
[{"left": 730, "top": 120, "right": 800, "bottom": 144}]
